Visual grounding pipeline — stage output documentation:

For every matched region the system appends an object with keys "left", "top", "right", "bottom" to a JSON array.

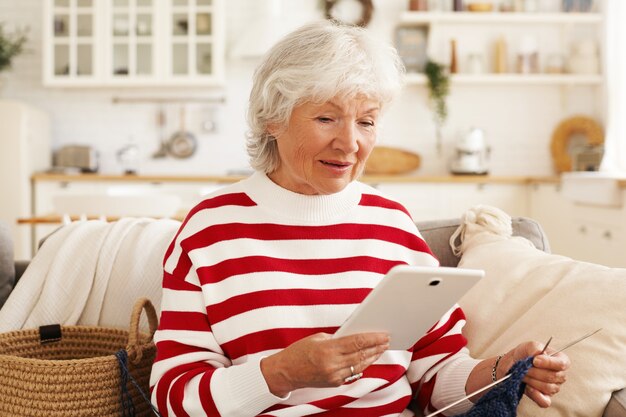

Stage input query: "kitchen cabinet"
[
  {"left": 529, "top": 182, "right": 626, "bottom": 268},
  {"left": 28, "top": 174, "right": 237, "bottom": 254},
  {"left": 398, "top": 10, "right": 603, "bottom": 87},
  {"left": 375, "top": 182, "right": 529, "bottom": 222},
  {"left": 27, "top": 174, "right": 626, "bottom": 268},
  {"left": 43, "top": 0, "right": 224, "bottom": 86}
]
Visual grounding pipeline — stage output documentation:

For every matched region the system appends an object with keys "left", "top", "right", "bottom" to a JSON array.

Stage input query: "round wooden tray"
[{"left": 365, "top": 146, "right": 421, "bottom": 175}]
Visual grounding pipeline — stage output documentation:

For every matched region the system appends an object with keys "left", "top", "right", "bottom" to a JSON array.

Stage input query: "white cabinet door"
[
  {"left": 529, "top": 183, "right": 573, "bottom": 254},
  {"left": 568, "top": 203, "right": 626, "bottom": 268},
  {"left": 105, "top": 0, "right": 160, "bottom": 83},
  {"left": 31, "top": 178, "right": 231, "bottom": 255},
  {"left": 529, "top": 183, "right": 626, "bottom": 267},
  {"left": 162, "top": 0, "right": 224, "bottom": 85},
  {"left": 44, "top": 0, "right": 103, "bottom": 86},
  {"left": 43, "top": 0, "right": 224, "bottom": 86},
  {"left": 376, "top": 183, "right": 529, "bottom": 222}
]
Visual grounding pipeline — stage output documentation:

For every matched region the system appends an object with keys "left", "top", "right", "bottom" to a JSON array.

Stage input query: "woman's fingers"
[
  {"left": 525, "top": 385, "right": 552, "bottom": 408},
  {"left": 534, "top": 351, "right": 571, "bottom": 372},
  {"left": 335, "top": 332, "right": 389, "bottom": 375},
  {"left": 346, "top": 343, "right": 389, "bottom": 374},
  {"left": 265, "top": 332, "right": 390, "bottom": 393},
  {"left": 525, "top": 366, "right": 567, "bottom": 385},
  {"left": 506, "top": 341, "right": 571, "bottom": 408},
  {"left": 524, "top": 374, "right": 562, "bottom": 396},
  {"left": 336, "top": 332, "right": 390, "bottom": 354}
]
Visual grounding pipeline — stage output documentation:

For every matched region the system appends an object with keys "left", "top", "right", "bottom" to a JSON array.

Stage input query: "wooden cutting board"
[{"left": 365, "top": 146, "right": 421, "bottom": 175}]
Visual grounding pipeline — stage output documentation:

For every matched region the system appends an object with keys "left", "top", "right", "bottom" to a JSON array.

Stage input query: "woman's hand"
[
  {"left": 261, "top": 332, "right": 390, "bottom": 397},
  {"left": 500, "top": 341, "right": 571, "bottom": 407}
]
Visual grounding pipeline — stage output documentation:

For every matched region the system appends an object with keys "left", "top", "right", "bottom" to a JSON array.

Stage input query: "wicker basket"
[{"left": 0, "top": 298, "right": 158, "bottom": 417}]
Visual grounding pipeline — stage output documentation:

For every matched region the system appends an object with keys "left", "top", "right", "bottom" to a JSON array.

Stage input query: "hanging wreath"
[
  {"left": 550, "top": 115, "right": 604, "bottom": 173},
  {"left": 324, "top": 0, "right": 374, "bottom": 27}
]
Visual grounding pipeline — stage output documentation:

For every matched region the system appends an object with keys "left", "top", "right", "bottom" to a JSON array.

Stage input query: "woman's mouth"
[{"left": 320, "top": 160, "right": 352, "bottom": 168}]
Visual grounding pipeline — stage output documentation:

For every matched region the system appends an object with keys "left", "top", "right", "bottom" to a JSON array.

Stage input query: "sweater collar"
[{"left": 242, "top": 171, "right": 362, "bottom": 223}]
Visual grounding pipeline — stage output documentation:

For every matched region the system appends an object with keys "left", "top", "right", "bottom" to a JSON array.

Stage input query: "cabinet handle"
[
  {"left": 579, "top": 225, "right": 587, "bottom": 234},
  {"left": 603, "top": 230, "right": 612, "bottom": 240}
]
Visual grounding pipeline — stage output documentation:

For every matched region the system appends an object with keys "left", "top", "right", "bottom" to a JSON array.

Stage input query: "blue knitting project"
[{"left": 456, "top": 356, "right": 534, "bottom": 417}]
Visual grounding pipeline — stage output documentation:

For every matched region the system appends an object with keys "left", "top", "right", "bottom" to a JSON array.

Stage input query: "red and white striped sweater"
[{"left": 150, "top": 172, "right": 480, "bottom": 416}]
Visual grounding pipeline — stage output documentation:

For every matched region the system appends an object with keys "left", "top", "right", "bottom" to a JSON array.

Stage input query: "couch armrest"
[
  {"left": 15, "top": 260, "right": 29, "bottom": 285},
  {"left": 605, "top": 390, "right": 626, "bottom": 417}
]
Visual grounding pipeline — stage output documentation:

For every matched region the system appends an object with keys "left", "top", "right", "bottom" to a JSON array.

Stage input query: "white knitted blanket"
[{"left": 0, "top": 218, "right": 180, "bottom": 332}]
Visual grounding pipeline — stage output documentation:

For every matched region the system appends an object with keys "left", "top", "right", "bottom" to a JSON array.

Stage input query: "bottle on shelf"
[
  {"left": 494, "top": 36, "right": 508, "bottom": 73},
  {"left": 516, "top": 35, "right": 539, "bottom": 74},
  {"left": 499, "top": 0, "right": 515, "bottom": 12},
  {"left": 409, "top": 0, "right": 428, "bottom": 11},
  {"left": 453, "top": 0, "right": 464, "bottom": 12},
  {"left": 450, "top": 39, "right": 458, "bottom": 73}
]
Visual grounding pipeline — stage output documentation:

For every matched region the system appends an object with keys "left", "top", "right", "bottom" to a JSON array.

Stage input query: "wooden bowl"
[{"left": 365, "top": 146, "right": 421, "bottom": 175}]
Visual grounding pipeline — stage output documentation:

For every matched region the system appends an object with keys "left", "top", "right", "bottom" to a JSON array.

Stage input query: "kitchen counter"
[{"left": 31, "top": 172, "right": 562, "bottom": 185}]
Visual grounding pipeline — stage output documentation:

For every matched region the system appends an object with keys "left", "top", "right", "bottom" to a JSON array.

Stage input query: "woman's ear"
[{"left": 266, "top": 122, "right": 283, "bottom": 139}]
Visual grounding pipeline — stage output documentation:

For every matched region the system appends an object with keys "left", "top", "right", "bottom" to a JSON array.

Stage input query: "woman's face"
[{"left": 268, "top": 96, "right": 380, "bottom": 195}]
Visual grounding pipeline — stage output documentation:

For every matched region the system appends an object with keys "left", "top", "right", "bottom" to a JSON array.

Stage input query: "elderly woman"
[{"left": 150, "top": 20, "right": 569, "bottom": 416}]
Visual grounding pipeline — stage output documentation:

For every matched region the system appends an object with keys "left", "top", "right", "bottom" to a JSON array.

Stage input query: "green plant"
[
  {"left": 424, "top": 59, "right": 450, "bottom": 154},
  {"left": 0, "top": 23, "right": 28, "bottom": 73}
]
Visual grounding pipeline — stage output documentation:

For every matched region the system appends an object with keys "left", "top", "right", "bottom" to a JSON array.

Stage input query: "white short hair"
[{"left": 246, "top": 20, "right": 405, "bottom": 173}]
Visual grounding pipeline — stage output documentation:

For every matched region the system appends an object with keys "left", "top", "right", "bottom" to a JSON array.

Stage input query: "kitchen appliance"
[
  {"left": 54, "top": 145, "right": 99, "bottom": 173},
  {"left": 450, "top": 127, "right": 490, "bottom": 175},
  {"left": 0, "top": 100, "right": 50, "bottom": 259}
]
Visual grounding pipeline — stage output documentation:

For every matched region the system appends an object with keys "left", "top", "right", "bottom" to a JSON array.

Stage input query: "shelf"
[
  {"left": 405, "top": 73, "right": 603, "bottom": 85},
  {"left": 399, "top": 11, "right": 602, "bottom": 25}
]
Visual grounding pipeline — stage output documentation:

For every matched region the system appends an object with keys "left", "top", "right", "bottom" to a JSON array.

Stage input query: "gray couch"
[
  {"left": 0, "top": 218, "right": 624, "bottom": 416},
  {"left": 0, "top": 222, "right": 28, "bottom": 310}
]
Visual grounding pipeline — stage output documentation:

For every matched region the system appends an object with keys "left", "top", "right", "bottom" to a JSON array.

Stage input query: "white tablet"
[{"left": 333, "top": 265, "right": 484, "bottom": 350}]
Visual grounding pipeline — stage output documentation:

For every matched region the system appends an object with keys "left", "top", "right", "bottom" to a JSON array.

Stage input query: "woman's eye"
[
  {"left": 317, "top": 117, "right": 333, "bottom": 123},
  {"left": 360, "top": 120, "right": 375, "bottom": 128}
]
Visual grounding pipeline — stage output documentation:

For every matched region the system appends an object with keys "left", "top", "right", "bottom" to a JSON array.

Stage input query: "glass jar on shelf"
[{"left": 516, "top": 35, "right": 539, "bottom": 74}]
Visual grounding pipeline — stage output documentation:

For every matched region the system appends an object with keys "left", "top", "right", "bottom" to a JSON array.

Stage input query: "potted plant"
[
  {"left": 424, "top": 59, "right": 450, "bottom": 155},
  {"left": 0, "top": 23, "right": 28, "bottom": 77}
]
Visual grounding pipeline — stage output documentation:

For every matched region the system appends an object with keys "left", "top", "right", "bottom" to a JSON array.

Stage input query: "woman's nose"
[{"left": 333, "top": 122, "right": 359, "bottom": 153}]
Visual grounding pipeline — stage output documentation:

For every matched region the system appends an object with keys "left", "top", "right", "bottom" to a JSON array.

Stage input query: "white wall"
[{"left": 0, "top": 0, "right": 601, "bottom": 176}]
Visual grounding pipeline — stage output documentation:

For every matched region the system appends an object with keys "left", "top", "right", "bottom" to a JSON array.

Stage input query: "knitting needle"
[
  {"left": 549, "top": 328, "right": 602, "bottom": 357},
  {"left": 540, "top": 336, "right": 553, "bottom": 355},
  {"left": 424, "top": 335, "right": 553, "bottom": 417},
  {"left": 424, "top": 374, "right": 512, "bottom": 417}
]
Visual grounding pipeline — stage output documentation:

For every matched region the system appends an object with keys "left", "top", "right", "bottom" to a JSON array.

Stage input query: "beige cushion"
[{"left": 455, "top": 207, "right": 626, "bottom": 417}]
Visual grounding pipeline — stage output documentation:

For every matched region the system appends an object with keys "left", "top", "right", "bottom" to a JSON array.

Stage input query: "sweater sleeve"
[
  {"left": 149, "top": 247, "right": 286, "bottom": 417},
  {"left": 406, "top": 304, "right": 479, "bottom": 416}
]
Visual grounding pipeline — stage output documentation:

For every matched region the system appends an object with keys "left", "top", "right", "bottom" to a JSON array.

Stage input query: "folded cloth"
[{"left": 0, "top": 218, "right": 180, "bottom": 332}]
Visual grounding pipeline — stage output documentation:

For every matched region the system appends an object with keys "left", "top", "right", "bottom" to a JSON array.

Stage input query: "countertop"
[{"left": 31, "top": 172, "right": 562, "bottom": 185}]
